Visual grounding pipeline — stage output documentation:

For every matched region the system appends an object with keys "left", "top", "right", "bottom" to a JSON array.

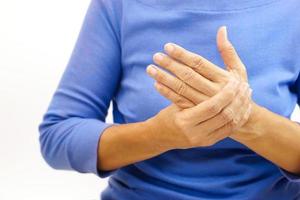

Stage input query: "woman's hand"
[
  {"left": 98, "top": 76, "right": 252, "bottom": 171},
  {"left": 146, "top": 26, "right": 259, "bottom": 139},
  {"left": 147, "top": 77, "right": 252, "bottom": 149},
  {"left": 146, "top": 27, "right": 300, "bottom": 175},
  {"left": 147, "top": 26, "right": 248, "bottom": 107}
]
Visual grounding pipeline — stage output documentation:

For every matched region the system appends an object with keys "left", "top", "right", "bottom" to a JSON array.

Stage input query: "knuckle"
[
  {"left": 176, "top": 81, "right": 187, "bottom": 95},
  {"left": 221, "top": 108, "right": 235, "bottom": 122},
  {"left": 191, "top": 55, "right": 205, "bottom": 70},
  {"left": 181, "top": 69, "right": 195, "bottom": 82},
  {"left": 225, "top": 88, "right": 236, "bottom": 99},
  {"left": 207, "top": 103, "right": 221, "bottom": 114},
  {"left": 174, "top": 96, "right": 187, "bottom": 106},
  {"left": 205, "top": 70, "right": 214, "bottom": 80}
]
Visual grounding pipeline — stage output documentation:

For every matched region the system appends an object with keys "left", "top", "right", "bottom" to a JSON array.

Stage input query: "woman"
[{"left": 39, "top": 0, "right": 300, "bottom": 199}]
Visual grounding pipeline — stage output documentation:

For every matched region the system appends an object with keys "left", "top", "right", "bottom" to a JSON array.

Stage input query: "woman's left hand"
[
  {"left": 146, "top": 26, "right": 259, "bottom": 137},
  {"left": 147, "top": 27, "right": 300, "bottom": 175}
]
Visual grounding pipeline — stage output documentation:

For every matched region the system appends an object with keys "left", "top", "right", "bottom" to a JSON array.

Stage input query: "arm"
[
  {"left": 218, "top": 26, "right": 300, "bottom": 176},
  {"left": 99, "top": 78, "right": 251, "bottom": 171},
  {"left": 231, "top": 74, "right": 300, "bottom": 178},
  {"left": 217, "top": 26, "right": 300, "bottom": 176},
  {"left": 231, "top": 104, "right": 300, "bottom": 175},
  {"left": 39, "top": 0, "right": 123, "bottom": 177},
  {"left": 98, "top": 120, "right": 173, "bottom": 171}
]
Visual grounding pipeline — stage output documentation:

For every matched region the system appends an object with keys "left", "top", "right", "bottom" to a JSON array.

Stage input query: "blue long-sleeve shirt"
[{"left": 39, "top": 0, "right": 300, "bottom": 199}]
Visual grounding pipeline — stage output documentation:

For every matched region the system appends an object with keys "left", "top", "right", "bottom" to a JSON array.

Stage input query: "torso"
[{"left": 103, "top": 0, "right": 300, "bottom": 199}]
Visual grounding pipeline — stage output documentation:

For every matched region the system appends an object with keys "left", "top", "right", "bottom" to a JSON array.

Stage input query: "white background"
[
  {"left": 0, "top": 0, "right": 299, "bottom": 200},
  {"left": 0, "top": 1, "right": 110, "bottom": 199}
]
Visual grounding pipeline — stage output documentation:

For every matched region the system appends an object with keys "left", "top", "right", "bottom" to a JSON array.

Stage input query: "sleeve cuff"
[
  {"left": 278, "top": 167, "right": 300, "bottom": 182},
  {"left": 68, "top": 118, "right": 119, "bottom": 178}
]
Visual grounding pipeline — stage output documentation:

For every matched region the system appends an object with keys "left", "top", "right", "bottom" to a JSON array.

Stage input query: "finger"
[
  {"left": 194, "top": 81, "right": 249, "bottom": 133},
  {"left": 163, "top": 42, "right": 228, "bottom": 82},
  {"left": 146, "top": 64, "right": 208, "bottom": 104},
  {"left": 153, "top": 52, "right": 218, "bottom": 96},
  {"left": 154, "top": 81, "right": 195, "bottom": 109},
  {"left": 216, "top": 26, "right": 248, "bottom": 81},
  {"left": 182, "top": 77, "right": 239, "bottom": 125}
]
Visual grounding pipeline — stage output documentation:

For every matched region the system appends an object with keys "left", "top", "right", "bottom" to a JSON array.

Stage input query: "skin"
[
  {"left": 147, "top": 26, "right": 300, "bottom": 175},
  {"left": 99, "top": 72, "right": 252, "bottom": 170}
]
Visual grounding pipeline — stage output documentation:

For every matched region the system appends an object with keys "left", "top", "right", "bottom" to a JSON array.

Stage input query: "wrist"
[{"left": 144, "top": 116, "right": 176, "bottom": 153}]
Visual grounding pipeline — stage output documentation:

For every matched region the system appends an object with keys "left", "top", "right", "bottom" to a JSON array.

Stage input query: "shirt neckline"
[{"left": 135, "top": 0, "right": 280, "bottom": 12}]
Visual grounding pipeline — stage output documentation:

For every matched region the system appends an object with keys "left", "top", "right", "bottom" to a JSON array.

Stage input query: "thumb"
[{"left": 216, "top": 26, "right": 248, "bottom": 81}]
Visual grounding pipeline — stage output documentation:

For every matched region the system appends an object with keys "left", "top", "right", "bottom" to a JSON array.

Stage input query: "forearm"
[
  {"left": 231, "top": 104, "right": 300, "bottom": 174},
  {"left": 98, "top": 117, "right": 173, "bottom": 171}
]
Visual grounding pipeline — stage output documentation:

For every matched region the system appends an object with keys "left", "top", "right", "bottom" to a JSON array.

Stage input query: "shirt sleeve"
[
  {"left": 38, "top": 0, "right": 121, "bottom": 178},
  {"left": 278, "top": 73, "right": 300, "bottom": 182}
]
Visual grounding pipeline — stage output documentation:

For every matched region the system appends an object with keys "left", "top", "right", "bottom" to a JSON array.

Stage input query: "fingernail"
[
  {"left": 154, "top": 82, "right": 162, "bottom": 89},
  {"left": 147, "top": 65, "right": 157, "bottom": 76},
  {"left": 223, "top": 26, "right": 228, "bottom": 40},
  {"left": 153, "top": 53, "right": 164, "bottom": 61},
  {"left": 164, "top": 43, "right": 175, "bottom": 53},
  {"left": 249, "top": 88, "right": 253, "bottom": 96}
]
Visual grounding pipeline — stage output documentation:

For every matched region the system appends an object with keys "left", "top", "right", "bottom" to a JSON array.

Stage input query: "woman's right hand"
[
  {"left": 147, "top": 76, "right": 252, "bottom": 150},
  {"left": 98, "top": 73, "right": 251, "bottom": 171}
]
